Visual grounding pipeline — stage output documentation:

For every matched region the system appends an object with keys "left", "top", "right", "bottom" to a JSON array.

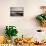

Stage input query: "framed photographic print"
[{"left": 10, "top": 7, "right": 24, "bottom": 16}]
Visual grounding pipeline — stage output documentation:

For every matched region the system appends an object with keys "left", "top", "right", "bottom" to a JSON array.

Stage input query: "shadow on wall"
[{"left": 30, "top": 16, "right": 40, "bottom": 27}]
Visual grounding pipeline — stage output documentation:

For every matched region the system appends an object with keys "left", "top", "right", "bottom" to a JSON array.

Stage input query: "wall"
[{"left": 0, "top": 0, "right": 46, "bottom": 38}]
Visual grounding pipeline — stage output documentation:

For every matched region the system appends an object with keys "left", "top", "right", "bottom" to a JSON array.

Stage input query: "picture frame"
[{"left": 10, "top": 7, "right": 24, "bottom": 16}]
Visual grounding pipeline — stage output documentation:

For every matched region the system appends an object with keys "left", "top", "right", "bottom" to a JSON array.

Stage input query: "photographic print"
[{"left": 10, "top": 7, "right": 24, "bottom": 16}]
